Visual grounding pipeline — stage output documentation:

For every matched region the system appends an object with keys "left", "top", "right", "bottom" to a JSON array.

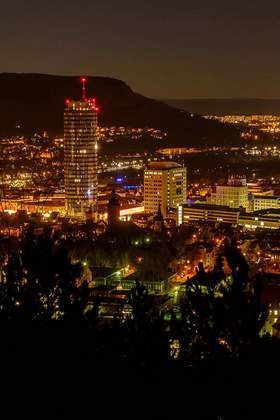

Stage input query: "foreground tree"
[
  {"left": 0, "top": 231, "right": 92, "bottom": 325},
  {"left": 176, "top": 243, "right": 268, "bottom": 366}
]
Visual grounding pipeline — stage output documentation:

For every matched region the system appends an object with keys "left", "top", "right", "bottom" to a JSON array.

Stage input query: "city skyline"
[
  {"left": 0, "top": 3, "right": 279, "bottom": 416},
  {"left": 1, "top": 0, "right": 280, "bottom": 98}
]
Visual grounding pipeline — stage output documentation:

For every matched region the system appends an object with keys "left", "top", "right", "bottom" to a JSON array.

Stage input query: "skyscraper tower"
[{"left": 64, "top": 77, "right": 99, "bottom": 219}]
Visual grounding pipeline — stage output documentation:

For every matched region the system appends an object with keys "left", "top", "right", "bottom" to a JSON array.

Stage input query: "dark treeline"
[{"left": 0, "top": 231, "right": 278, "bottom": 419}]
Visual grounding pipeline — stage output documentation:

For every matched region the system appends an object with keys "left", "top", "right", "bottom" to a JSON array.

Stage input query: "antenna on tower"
[{"left": 81, "top": 77, "right": 87, "bottom": 100}]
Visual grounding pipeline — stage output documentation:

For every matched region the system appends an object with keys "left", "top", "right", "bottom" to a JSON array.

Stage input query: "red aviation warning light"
[
  {"left": 79, "top": 77, "right": 99, "bottom": 111},
  {"left": 65, "top": 99, "right": 70, "bottom": 105},
  {"left": 81, "top": 76, "right": 87, "bottom": 100},
  {"left": 87, "top": 98, "right": 96, "bottom": 104}
]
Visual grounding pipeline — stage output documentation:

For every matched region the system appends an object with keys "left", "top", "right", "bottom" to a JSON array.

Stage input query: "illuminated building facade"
[
  {"left": 252, "top": 195, "right": 280, "bottom": 212},
  {"left": 144, "top": 161, "right": 187, "bottom": 217},
  {"left": 178, "top": 203, "right": 280, "bottom": 229},
  {"left": 207, "top": 176, "right": 249, "bottom": 210},
  {"left": 64, "top": 78, "right": 99, "bottom": 219},
  {"left": 178, "top": 203, "right": 240, "bottom": 225}
]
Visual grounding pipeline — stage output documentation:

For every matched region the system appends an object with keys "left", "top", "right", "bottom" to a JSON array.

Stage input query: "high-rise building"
[
  {"left": 144, "top": 161, "right": 187, "bottom": 217},
  {"left": 64, "top": 78, "right": 99, "bottom": 219},
  {"left": 207, "top": 176, "right": 249, "bottom": 210}
]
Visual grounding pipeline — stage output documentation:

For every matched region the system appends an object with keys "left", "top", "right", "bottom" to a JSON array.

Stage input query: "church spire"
[
  {"left": 108, "top": 189, "right": 120, "bottom": 226},
  {"left": 154, "top": 202, "right": 164, "bottom": 222}
]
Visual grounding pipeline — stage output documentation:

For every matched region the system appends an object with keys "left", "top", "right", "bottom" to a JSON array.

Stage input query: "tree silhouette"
[
  {"left": 177, "top": 246, "right": 268, "bottom": 366},
  {"left": 0, "top": 232, "right": 93, "bottom": 326}
]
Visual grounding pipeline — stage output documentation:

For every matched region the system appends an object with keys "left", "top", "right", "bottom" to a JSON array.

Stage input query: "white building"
[
  {"left": 144, "top": 162, "right": 187, "bottom": 217},
  {"left": 207, "top": 176, "right": 249, "bottom": 210},
  {"left": 252, "top": 195, "right": 280, "bottom": 212}
]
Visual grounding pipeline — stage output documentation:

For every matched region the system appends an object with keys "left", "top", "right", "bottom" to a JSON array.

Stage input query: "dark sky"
[{"left": 1, "top": 0, "right": 280, "bottom": 98}]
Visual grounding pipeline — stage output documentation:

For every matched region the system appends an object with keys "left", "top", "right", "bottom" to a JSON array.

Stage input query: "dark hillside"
[{"left": 0, "top": 73, "right": 241, "bottom": 147}]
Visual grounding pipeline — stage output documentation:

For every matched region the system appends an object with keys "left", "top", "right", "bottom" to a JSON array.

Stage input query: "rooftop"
[
  {"left": 65, "top": 98, "right": 99, "bottom": 112},
  {"left": 146, "top": 161, "right": 183, "bottom": 170},
  {"left": 253, "top": 195, "right": 280, "bottom": 201},
  {"left": 182, "top": 203, "right": 242, "bottom": 212}
]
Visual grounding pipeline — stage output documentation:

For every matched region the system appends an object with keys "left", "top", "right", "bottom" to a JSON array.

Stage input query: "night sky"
[{"left": 1, "top": 0, "right": 280, "bottom": 98}]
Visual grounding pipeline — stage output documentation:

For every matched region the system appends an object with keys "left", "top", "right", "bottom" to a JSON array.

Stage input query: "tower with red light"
[{"left": 64, "top": 77, "right": 99, "bottom": 219}]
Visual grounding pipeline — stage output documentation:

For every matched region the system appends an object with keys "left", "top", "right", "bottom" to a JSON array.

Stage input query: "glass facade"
[{"left": 64, "top": 100, "right": 98, "bottom": 219}]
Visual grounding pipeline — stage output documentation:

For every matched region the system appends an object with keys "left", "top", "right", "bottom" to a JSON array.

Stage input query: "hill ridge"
[{"left": 0, "top": 73, "right": 241, "bottom": 148}]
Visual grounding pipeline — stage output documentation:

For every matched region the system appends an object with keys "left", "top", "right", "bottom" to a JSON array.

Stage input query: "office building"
[
  {"left": 64, "top": 78, "right": 99, "bottom": 219},
  {"left": 178, "top": 203, "right": 280, "bottom": 230},
  {"left": 238, "top": 210, "right": 280, "bottom": 230},
  {"left": 144, "top": 161, "right": 187, "bottom": 217},
  {"left": 247, "top": 182, "right": 274, "bottom": 196},
  {"left": 207, "top": 175, "right": 249, "bottom": 210},
  {"left": 178, "top": 203, "right": 240, "bottom": 225},
  {"left": 251, "top": 195, "right": 280, "bottom": 212}
]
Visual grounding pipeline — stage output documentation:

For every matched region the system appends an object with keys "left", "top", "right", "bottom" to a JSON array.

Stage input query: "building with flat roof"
[
  {"left": 178, "top": 203, "right": 280, "bottom": 230},
  {"left": 178, "top": 203, "right": 240, "bottom": 225},
  {"left": 207, "top": 175, "right": 249, "bottom": 210},
  {"left": 144, "top": 161, "right": 187, "bottom": 217},
  {"left": 238, "top": 212, "right": 280, "bottom": 230},
  {"left": 251, "top": 195, "right": 280, "bottom": 212}
]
